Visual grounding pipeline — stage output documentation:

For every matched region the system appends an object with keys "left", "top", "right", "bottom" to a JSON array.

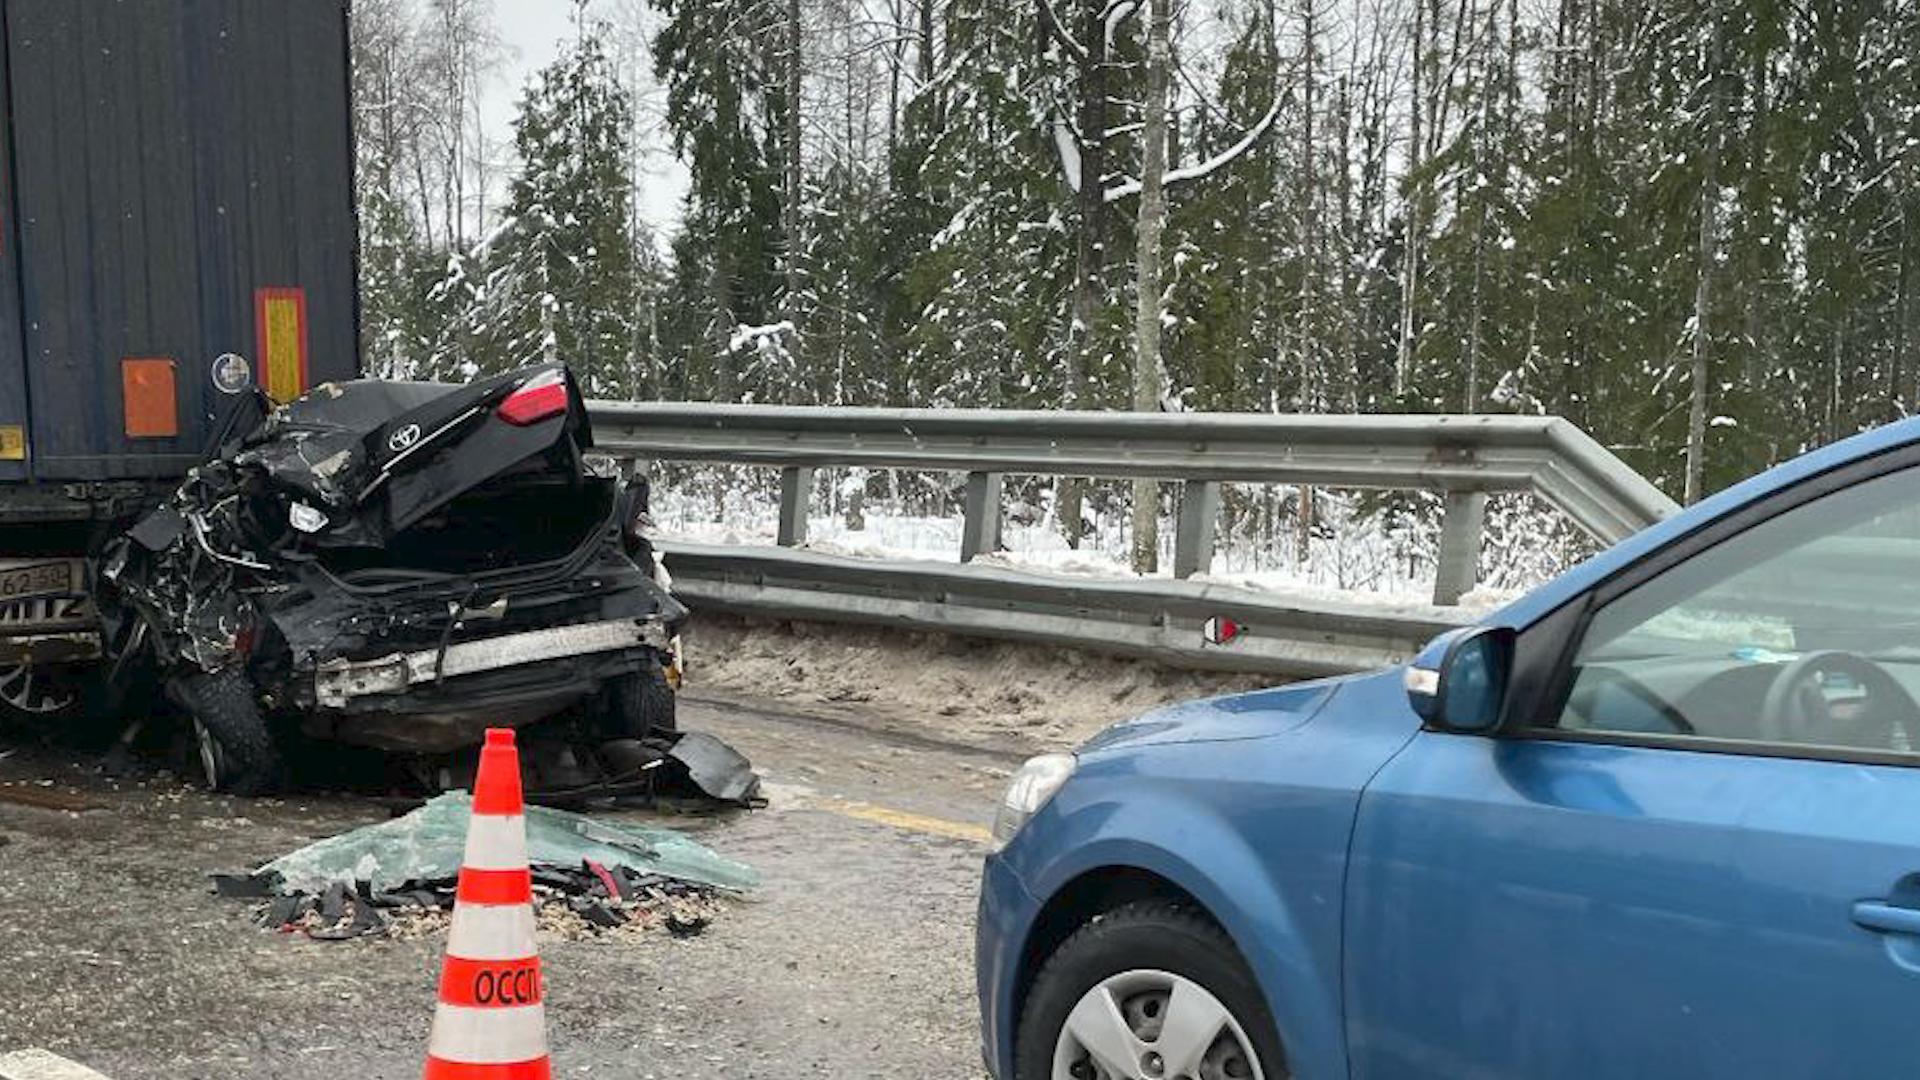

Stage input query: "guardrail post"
[
  {"left": 1434, "top": 489, "right": 1488, "bottom": 605},
  {"left": 961, "top": 471, "right": 1004, "bottom": 562},
  {"left": 778, "top": 467, "right": 814, "bottom": 547},
  {"left": 1173, "top": 481, "right": 1220, "bottom": 580}
]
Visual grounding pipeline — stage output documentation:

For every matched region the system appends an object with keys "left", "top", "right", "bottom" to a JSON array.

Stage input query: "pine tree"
[
  {"left": 900, "top": 0, "right": 1073, "bottom": 408},
  {"left": 1164, "top": 7, "right": 1287, "bottom": 414},
  {"left": 476, "top": 27, "right": 641, "bottom": 393},
  {"left": 651, "top": 0, "right": 788, "bottom": 401},
  {"left": 341, "top": 0, "right": 1920, "bottom": 515}
]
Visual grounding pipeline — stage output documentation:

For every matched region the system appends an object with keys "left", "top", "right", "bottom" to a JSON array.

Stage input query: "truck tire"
[
  {"left": 605, "top": 662, "right": 677, "bottom": 740},
  {"left": 1015, "top": 901, "right": 1288, "bottom": 1080},
  {"left": 0, "top": 660, "right": 85, "bottom": 726},
  {"left": 170, "top": 669, "right": 282, "bottom": 795}
]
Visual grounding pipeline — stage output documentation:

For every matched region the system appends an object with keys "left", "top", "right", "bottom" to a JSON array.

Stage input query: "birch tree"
[{"left": 1129, "top": 0, "right": 1172, "bottom": 573}]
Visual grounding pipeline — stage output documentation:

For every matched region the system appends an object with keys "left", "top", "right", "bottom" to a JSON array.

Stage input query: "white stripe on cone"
[
  {"left": 446, "top": 899, "right": 539, "bottom": 961},
  {"left": 427, "top": 1003, "right": 550, "bottom": 1064},
  {"left": 460, "top": 812, "right": 532, "bottom": 871}
]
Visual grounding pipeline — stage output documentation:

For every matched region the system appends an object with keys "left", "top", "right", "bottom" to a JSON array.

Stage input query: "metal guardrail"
[
  {"left": 660, "top": 542, "right": 1469, "bottom": 677},
  {"left": 589, "top": 403, "right": 1677, "bottom": 674}
]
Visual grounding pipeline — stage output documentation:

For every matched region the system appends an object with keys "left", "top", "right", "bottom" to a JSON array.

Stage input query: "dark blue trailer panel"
[
  {"left": 0, "top": 6, "right": 26, "bottom": 486},
  {"left": 1, "top": 0, "right": 359, "bottom": 483}
]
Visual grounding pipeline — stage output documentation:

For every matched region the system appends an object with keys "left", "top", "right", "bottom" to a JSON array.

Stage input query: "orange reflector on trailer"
[
  {"left": 254, "top": 286, "right": 309, "bottom": 403},
  {"left": 121, "top": 358, "right": 179, "bottom": 438}
]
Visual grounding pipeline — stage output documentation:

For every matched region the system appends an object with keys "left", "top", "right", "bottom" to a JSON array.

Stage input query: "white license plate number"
[
  {"left": 0, "top": 562, "right": 74, "bottom": 603},
  {"left": 0, "top": 562, "right": 88, "bottom": 629}
]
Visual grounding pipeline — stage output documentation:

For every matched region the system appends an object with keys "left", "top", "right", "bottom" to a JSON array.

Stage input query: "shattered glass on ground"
[{"left": 220, "top": 792, "right": 757, "bottom": 940}]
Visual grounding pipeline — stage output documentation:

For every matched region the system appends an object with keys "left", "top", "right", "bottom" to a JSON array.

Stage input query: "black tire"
[
  {"left": 1015, "top": 901, "right": 1288, "bottom": 1080},
  {"left": 605, "top": 661, "right": 677, "bottom": 739},
  {"left": 169, "top": 669, "right": 282, "bottom": 795}
]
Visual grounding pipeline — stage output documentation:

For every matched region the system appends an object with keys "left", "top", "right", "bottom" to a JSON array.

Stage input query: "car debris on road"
[
  {"left": 87, "top": 362, "right": 759, "bottom": 801},
  {"left": 215, "top": 792, "right": 758, "bottom": 941},
  {"left": 0, "top": 781, "right": 100, "bottom": 812}
]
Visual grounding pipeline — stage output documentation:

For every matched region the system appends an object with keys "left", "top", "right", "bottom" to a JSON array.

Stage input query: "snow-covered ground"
[{"left": 649, "top": 466, "right": 1593, "bottom": 612}]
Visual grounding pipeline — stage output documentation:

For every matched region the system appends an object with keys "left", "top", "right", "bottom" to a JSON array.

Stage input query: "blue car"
[{"left": 976, "top": 420, "right": 1920, "bottom": 1080}]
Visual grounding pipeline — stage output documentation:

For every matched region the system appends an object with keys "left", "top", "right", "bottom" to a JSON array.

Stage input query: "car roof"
[{"left": 1491, "top": 413, "right": 1920, "bottom": 630}]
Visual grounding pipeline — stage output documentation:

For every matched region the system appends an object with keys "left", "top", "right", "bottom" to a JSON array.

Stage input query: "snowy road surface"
[{"left": 0, "top": 695, "right": 1015, "bottom": 1079}]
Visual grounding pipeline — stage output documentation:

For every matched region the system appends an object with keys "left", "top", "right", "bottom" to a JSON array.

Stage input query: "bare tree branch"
[
  {"left": 1103, "top": 92, "right": 1281, "bottom": 202},
  {"left": 1035, "top": 0, "right": 1089, "bottom": 62}
]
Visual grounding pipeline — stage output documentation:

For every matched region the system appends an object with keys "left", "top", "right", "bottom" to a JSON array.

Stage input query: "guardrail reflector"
[
  {"left": 121, "top": 358, "right": 179, "bottom": 438},
  {"left": 0, "top": 425, "right": 22, "bottom": 461},
  {"left": 254, "top": 286, "right": 309, "bottom": 404}
]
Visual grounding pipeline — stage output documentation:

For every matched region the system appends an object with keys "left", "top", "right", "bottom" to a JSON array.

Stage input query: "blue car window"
[{"left": 1555, "top": 466, "right": 1920, "bottom": 757}]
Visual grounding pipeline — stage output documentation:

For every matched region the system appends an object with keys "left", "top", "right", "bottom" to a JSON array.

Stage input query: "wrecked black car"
[{"left": 96, "top": 363, "right": 696, "bottom": 797}]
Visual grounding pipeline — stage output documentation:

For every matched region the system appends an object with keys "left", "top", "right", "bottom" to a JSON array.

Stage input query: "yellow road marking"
[{"left": 814, "top": 796, "right": 992, "bottom": 845}]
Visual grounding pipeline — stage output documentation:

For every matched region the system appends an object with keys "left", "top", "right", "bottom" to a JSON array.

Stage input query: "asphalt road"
[{"left": 0, "top": 693, "right": 1019, "bottom": 1079}]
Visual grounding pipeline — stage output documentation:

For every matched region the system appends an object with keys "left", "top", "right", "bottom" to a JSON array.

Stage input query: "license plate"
[
  {"left": 0, "top": 595, "right": 90, "bottom": 630},
  {"left": 0, "top": 561, "right": 75, "bottom": 603}
]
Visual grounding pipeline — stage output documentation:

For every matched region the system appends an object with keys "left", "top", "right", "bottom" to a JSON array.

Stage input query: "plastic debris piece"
[
  {"left": 210, "top": 871, "right": 278, "bottom": 899},
  {"left": 570, "top": 897, "right": 627, "bottom": 929},
  {"left": 665, "top": 732, "right": 764, "bottom": 806},
  {"left": 666, "top": 911, "right": 709, "bottom": 938},
  {"left": 317, "top": 881, "right": 349, "bottom": 923},
  {"left": 584, "top": 859, "right": 624, "bottom": 900},
  {"left": 259, "top": 894, "right": 306, "bottom": 929}
]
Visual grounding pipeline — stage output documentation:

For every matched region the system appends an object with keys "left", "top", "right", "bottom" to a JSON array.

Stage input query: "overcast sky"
[{"left": 482, "top": 0, "right": 690, "bottom": 246}]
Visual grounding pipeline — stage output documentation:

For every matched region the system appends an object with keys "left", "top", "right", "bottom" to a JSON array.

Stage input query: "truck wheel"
[
  {"left": 0, "top": 660, "right": 83, "bottom": 722},
  {"left": 1015, "top": 901, "right": 1287, "bottom": 1080},
  {"left": 170, "top": 670, "right": 282, "bottom": 795},
  {"left": 605, "top": 662, "right": 677, "bottom": 740}
]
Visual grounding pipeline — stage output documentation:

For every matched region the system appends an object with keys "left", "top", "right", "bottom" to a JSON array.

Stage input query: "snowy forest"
[{"left": 350, "top": 0, "right": 1920, "bottom": 590}]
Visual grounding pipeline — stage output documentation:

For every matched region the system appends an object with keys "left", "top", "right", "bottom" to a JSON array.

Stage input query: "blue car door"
[{"left": 1344, "top": 460, "right": 1920, "bottom": 1079}]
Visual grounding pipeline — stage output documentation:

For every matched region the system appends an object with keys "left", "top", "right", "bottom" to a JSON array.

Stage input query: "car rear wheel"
[
  {"left": 605, "top": 661, "right": 677, "bottom": 739},
  {"left": 170, "top": 669, "right": 282, "bottom": 795},
  {"left": 1016, "top": 902, "right": 1285, "bottom": 1080}
]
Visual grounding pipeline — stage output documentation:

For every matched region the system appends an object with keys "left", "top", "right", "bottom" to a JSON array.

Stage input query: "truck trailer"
[{"left": 0, "top": 0, "right": 359, "bottom": 720}]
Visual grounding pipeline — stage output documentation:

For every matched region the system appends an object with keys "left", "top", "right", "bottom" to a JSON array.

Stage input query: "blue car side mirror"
[{"left": 1405, "top": 626, "right": 1516, "bottom": 733}]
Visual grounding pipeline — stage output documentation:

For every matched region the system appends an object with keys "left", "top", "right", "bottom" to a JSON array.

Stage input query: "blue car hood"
[{"left": 1078, "top": 673, "right": 1358, "bottom": 754}]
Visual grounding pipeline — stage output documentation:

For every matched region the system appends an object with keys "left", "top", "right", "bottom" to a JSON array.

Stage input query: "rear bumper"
[
  {"left": 311, "top": 616, "right": 672, "bottom": 708},
  {"left": 0, "top": 629, "right": 100, "bottom": 666}
]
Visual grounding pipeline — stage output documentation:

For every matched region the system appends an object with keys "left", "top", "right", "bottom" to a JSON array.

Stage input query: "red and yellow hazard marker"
[
  {"left": 253, "top": 286, "right": 309, "bottom": 404},
  {"left": 423, "top": 729, "right": 552, "bottom": 1080}
]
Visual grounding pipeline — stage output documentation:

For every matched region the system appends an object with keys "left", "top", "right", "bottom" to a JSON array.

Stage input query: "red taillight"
[{"left": 497, "top": 370, "right": 570, "bottom": 426}]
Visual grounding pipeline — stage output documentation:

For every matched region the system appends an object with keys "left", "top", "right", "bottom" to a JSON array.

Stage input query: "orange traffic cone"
[{"left": 424, "top": 728, "right": 552, "bottom": 1080}]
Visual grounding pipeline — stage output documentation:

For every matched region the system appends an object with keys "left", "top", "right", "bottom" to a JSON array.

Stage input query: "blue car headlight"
[{"left": 990, "top": 753, "right": 1076, "bottom": 853}]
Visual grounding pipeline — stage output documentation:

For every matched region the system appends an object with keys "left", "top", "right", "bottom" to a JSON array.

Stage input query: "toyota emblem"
[{"left": 387, "top": 423, "right": 422, "bottom": 452}]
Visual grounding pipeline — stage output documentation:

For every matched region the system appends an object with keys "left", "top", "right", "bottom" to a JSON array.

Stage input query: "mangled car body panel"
[{"left": 98, "top": 364, "right": 692, "bottom": 788}]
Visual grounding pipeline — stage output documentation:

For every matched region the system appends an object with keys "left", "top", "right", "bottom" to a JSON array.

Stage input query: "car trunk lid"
[{"left": 239, "top": 364, "right": 607, "bottom": 578}]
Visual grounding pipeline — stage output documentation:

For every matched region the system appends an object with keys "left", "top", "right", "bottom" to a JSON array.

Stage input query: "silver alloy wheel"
[
  {"left": 1053, "top": 968, "right": 1266, "bottom": 1080},
  {"left": 0, "top": 660, "right": 75, "bottom": 715}
]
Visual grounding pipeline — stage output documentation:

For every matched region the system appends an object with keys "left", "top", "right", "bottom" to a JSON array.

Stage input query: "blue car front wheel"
[{"left": 1016, "top": 901, "right": 1285, "bottom": 1080}]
